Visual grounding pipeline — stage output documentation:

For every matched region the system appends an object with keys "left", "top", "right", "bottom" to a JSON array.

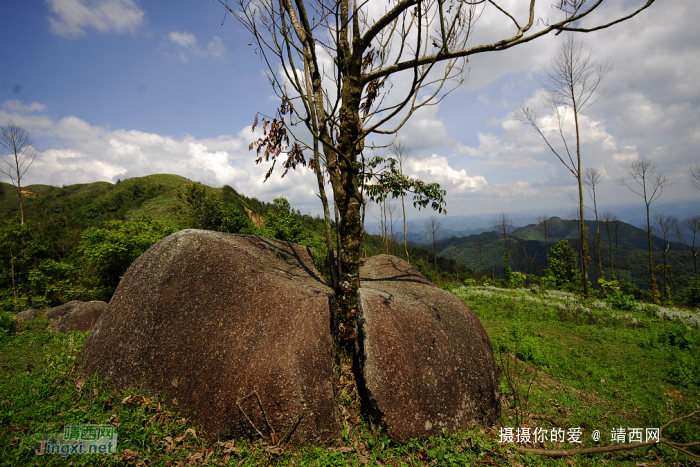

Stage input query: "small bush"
[
  {"left": 683, "top": 276, "right": 700, "bottom": 308},
  {"left": 0, "top": 311, "right": 15, "bottom": 340}
]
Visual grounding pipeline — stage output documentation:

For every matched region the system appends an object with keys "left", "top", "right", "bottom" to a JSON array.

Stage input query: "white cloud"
[
  {"left": 1, "top": 99, "right": 321, "bottom": 211},
  {"left": 46, "top": 0, "right": 144, "bottom": 38},
  {"left": 206, "top": 37, "right": 226, "bottom": 58},
  {"left": 409, "top": 154, "right": 488, "bottom": 194},
  {"left": 169, "top": 31, "right": 196, "bottom": 48},
  {"left": 2, "top": 101, "right": 47, "bottom": 114},
  {"left": 168, "top": 31, "right": 226, "bottom": 62}
]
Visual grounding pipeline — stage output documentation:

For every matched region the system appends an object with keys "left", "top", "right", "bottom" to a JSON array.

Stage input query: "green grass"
[
  {"left": 1, "top": 287, "right": 698, "bottom": 465},
  {"left": 124, "top": 188, "right": 186, "bottom": 227}
]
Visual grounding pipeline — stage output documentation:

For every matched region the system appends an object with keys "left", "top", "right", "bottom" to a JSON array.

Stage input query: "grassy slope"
[
  {"left": 123, "top": 174, "right": 194, "bottom": 226},
  {"left": 1, "top": 287, "right": 698, "bottom": 465}
]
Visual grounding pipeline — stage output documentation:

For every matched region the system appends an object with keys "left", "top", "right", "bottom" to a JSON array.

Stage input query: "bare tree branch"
[{"left": 0, "top": 120, "right": 42, "bottom": 226}]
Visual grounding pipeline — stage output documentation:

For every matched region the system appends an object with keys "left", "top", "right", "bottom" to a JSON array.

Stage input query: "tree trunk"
[
  {"left": 312, "top": 137, "right": 338, "bottom": 289},
  {"left": 329, "top": 66, "right": 364, "bottom": 360},
  {"left": 645, "top": 204, "right": 659, "bottom": 302},
  {"left": 401, "top": 193, "right": 409, "bottom": 262},
  {"left": 592, "top": 188, "right": 603, "bottom": 283},
  {"left": 574, "top": 108, "right": 589, "bottom": 298}
]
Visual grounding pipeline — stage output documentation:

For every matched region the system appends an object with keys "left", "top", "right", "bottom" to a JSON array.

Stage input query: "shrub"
[
  {"left": 264, "top": 198, "right": 304, "bottom": 242},
  {"left": 0, "top": 310, "right": 15, "bottom": 340},
  {"left": 545, "top": 240, "right": 580, "bottom": 290},
  {"left": 682, "top": 276, "right": 700, "bottom": 308},
  {"left": 78, "top": 216, "right": 176, "bottom": 290}
]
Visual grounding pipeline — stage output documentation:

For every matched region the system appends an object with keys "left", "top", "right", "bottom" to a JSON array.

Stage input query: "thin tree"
[
  {"left": 472, "top": 240, "right": 485, "bottom": 276},
  {"left": 0, "top": 121, "right": 42, "bottom": 226},
  {"left": 390, "top": 141, "right": 413, "bottom": 262},
  {"left": 369, "top": 200, "right": 392, "bottom": 254},
  {"left": 612, "top": 219, "right": 627, "bottom": 280},
  {"left": 584, "top": 167, "right": 604, "bottom": 281},
  {"left": 690, "top": 163, "right": 700, "bottom": 191},
  {"left": 617, "top": 159, "right": 672, "bottom": 301},
  {"left": 601, "top": 211, "right": 616, "bottom": 278},
  {"left": 218, "top": 0, "right": 657, "bottom": 358},
  {"left": 387, "top": 202, "right": 400, "bottom": 256},
  {"left": 535, "top": 215, "right": 553, "bottom": 267},
  {"left": 424, "top": 215, "right": 442, "bottom": 273},
  {"left": 653, "top": 213, "right": 676, "bottom": 299},
  {"left": 567, "top": 207, "right": 584, "bottom": 269},
  {"left": 676, "top": 215, "right": 700, "bottom": 278},
  {"left": 493, "top": 213, "right": 514, "bottom": 281},
  {"left": 405, "top": 220, "right": 415, "bottom": 261},
  {"left": 524, "top": 247, "right": 538, "bottom": 280},
  {"left": 514, "top": 241, "right": 525, "bottom": 274},
  {"left": 516, "top": 37, "right": 611, "bottom": 298}
]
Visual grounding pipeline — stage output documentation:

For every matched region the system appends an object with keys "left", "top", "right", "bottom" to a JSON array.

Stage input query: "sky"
[{"left": 1, "top": 0, "right": 698, "bottom": 224}]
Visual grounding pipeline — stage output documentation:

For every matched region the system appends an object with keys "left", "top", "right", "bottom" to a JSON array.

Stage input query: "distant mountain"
[
  {"left": 365, "top": 197, "right": 699, "bottom": 244},
  {"left": 435, "top": 217, "right": 697, "bottom": 292}
]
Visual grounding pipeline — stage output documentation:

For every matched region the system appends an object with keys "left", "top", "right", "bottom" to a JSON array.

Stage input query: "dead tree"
[
  {"left": 653, "top": 213, "right": 676, "bottom": 299},
  {"left": 0, "top": 121, "right": 42, "bottom": 225},
  {"left": 676, "top": 215, "right": 700, "bottom": 278},
  {"left": 690, "top": 162, "right": 700, "bottom": 190},
  {"left": 516, "top": 37, "right": 612, "bottom": 298},
  {"left": 424, "top": 215, "right": 442, "bottom": 273},
  {"left": 618, "top": 159, "right": 672, "bottom": 302},
  {"left": 601, "top": 211, "right": 616, "bottom": 279},
  {"left": 535, "top": 215, "right": 554, "bottom": 268},
  {"left": 584, "top": 168, "right": 604, "bottom": 281},
  {"left": 493, "top": 213, "right": 514, "bottom": 280}
]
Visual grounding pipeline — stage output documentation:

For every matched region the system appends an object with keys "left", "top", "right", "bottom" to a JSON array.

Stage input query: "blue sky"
[{"left": 1, "top": 0, "right": 698, "bottom": 222}]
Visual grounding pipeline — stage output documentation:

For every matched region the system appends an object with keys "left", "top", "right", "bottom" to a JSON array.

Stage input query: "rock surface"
[
  {"left": 47, "top": 301, "right": 108, "bottom": 333},
  {"left": 45, "top": 300, "right": 83, "bottom": 321},
  {"left": 357, "top": 255, "right": 500, "bottom": 442},
  {"left": 14, "top": 308, "right": 46, "bottom": 327},
  {"left": 80, "top": 229, "right": 340, "bottom": 443}
]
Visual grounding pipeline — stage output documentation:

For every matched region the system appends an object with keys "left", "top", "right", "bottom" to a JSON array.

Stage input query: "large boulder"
[
  {"left": 356, "top": 255, "right": 500, "bottom": 442},
  {"left": 81, "top": 230, "right": 340, "bottom": 443},
  {"left": 47, "top": 301, "right": 108, "bottom": 333},
  {"left": 14, "top": 308, "right": 46, "bottom": 328},
  {"left": 45, "top": 300, "right": 83, "bottom": 321}
]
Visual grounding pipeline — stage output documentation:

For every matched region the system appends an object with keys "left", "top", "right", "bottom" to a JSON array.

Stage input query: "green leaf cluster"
[{"left": 363, "top": 156, "right": 447, "bottom": 214}]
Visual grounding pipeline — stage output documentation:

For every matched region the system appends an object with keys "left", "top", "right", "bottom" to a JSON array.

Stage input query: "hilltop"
[{"left": 0, "top": 174, "right": 270, "bottom": 229}]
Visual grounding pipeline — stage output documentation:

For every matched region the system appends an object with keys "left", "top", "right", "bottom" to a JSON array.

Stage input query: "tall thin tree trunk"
[
  {"left": 401, "top": 193, "right": 409, "bottom": 262},
  {"left": 15, "top": 155, "right": 25, "bottom": 225},
  {"left": 574, "top": 108, "right": 589, "bottom": 298},
  {"left": 645, "top": 204, "right": 659, "bottom": 302},
  {"left": 303, "top": 52, "right": 338, "bottom": 288},
  {"left": 312, "top": 138, "right": 338, "bottom": 289}
]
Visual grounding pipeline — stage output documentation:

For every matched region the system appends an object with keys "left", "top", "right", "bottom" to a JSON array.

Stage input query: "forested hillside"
[
  {"left": 0, "top": 175, "right": 461, "bottom": 314},
  {"left": 435, "top": 216, "right": 697, "bottom": 296}
]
